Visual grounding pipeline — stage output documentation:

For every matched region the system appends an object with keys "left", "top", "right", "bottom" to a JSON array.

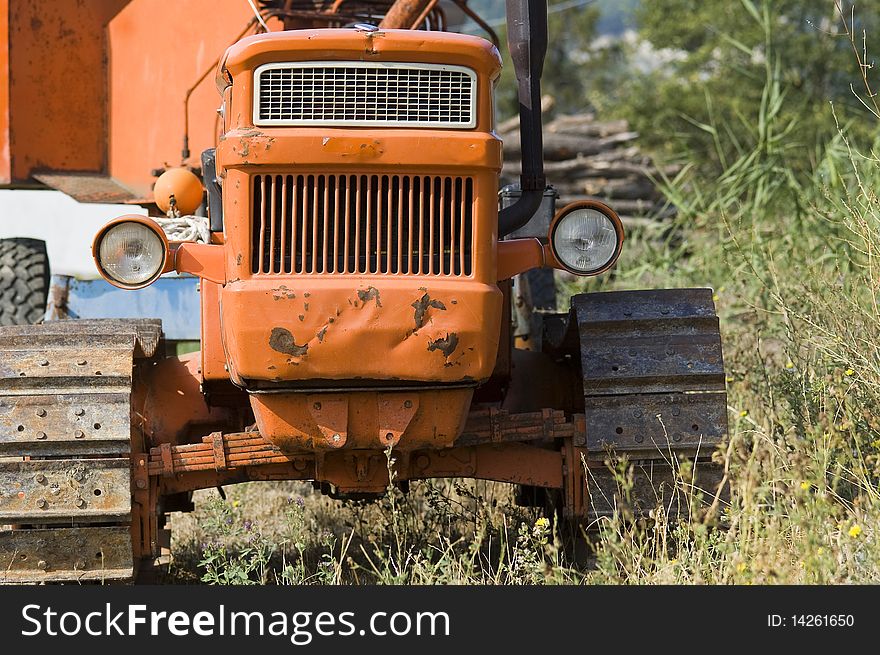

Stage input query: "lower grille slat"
[{"left": 252, "top": 173, "right": 474, "bottom": 276}]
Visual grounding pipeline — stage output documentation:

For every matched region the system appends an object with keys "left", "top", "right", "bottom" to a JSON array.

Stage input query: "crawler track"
[{"left": 0, "top": 319, "right": 161, "bottom": 583}]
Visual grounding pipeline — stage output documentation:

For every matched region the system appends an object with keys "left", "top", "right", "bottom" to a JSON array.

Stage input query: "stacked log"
[{"left": 499, "top": 110, "right": 679, "bottom": 227}]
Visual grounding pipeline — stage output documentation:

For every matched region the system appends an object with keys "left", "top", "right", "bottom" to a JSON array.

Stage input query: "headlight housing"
[
  {"left": 92, "top": 217, "right": 168, "bottom": 289},
  {"left": 548, "top": 201, "right": 624, "bottom": 275}
]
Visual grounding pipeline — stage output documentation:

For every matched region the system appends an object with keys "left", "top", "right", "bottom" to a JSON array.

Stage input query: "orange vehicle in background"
[{"left": 0, "top": 0, "right": 727, "bottom": 583}]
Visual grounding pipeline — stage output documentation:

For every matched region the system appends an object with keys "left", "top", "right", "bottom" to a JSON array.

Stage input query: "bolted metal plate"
[
  {"left": 575, "top": 288, "right": 719, "bottom": 323},
  {"left": 584, "top": 392, "right": 727, "bottom": 459},
  {"left": 575, "top": 289, "right": 725, "bottom": 396},
  {"left": 0, "top": 458, "right": 131, "bottom": 524},
  {"left": 0, "top": 393, "right": 131, "bottom": 456},
  {"left": 580, "top": 328, "right": 725, "bottom": 394},
  {"left": 0, "top": 526, "right": 133, "bottom": 583},
  {"left": 0, "top": 347, "right": 133, "bottom": 396},
  {"left": 0, "top": 318, "right": 162, "bottom": 360}
]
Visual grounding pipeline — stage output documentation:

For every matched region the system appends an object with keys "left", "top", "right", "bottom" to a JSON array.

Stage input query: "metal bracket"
[
  {"left": 489, "top": 407, "right": 505, "bottom": 443},
  {"left": 211, "top": 432, "right": 227, "bottom": 471},
  {"left": 159, "top": 443, "right": 174, "bottom": 477}
]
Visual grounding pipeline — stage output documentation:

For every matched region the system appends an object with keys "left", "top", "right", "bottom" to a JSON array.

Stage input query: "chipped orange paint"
[
  {"left": 214, "top": 29, "right": 505, "bottom": 390},
  {"left": 222, "top": 278, "right": 501, "bottom": 383},
  {"left": 252, "top": 388, "right": 469, "bottom": 453}
]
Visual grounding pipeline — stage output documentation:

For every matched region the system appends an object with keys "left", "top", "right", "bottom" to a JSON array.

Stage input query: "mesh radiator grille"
[{"left": 254, "top": 62, "right": 476, "bottom": 128}]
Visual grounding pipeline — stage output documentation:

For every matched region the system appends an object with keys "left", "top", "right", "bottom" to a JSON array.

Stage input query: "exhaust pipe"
[{"left": 498, "top": 0, "right": 548, "bottom": 238}]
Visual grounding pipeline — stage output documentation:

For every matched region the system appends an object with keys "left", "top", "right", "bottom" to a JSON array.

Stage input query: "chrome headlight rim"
[
  {"left": 92, "top": 217, "right": 169, "bottom": 290},
  {"left": 548, "top": 200, "right": 624, "bottom": 276}
]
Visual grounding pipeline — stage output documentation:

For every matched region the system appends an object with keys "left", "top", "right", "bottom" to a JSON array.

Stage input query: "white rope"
[{"left": 155, "top": 215, "right": 210, "bottom": 244}]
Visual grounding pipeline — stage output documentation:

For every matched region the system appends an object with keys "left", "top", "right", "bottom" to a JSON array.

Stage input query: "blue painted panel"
[{"left": 65, "top": 275, "right": 201, "bottom": 341}]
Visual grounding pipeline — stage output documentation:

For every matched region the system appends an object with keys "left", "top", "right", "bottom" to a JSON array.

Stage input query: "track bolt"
[
  {"left": 76, "top": 498, "right": 86, "bottom": 508},
  {"left": 634, "top": 434, "right": 644, "bottom": 443},
  {"left": 575, "top": 434, "right": 586, "bottom": 446},
  {"left": 136, "top": 479, "right": 147, "bottom": 489},
  {"left": 673, "top": 434, "right": 683, "bottom": 442},
  {"left": 76, "top": 359, "right": 87, "bottom": 366},
  {"left": 39, "top": 359, "right": 49, "bottom": 366},
  {"left": 35, "top": 473, "right": 46, "bottom": 484},
  {"left": 633, "top": 409, "right": 643, "bottom": 418},
  {"left": 37, "top": 499, "right": 47, "bottom": 509},
  {"left": 74, "top": 430, "right": 85, "bottom": 439},
  {"left": 75, "top": 408, "right": 85, "bottom": 416},
  {"left": 37, "top": 560, "right": 48, "bottom": 570},
  {"left": 35, "top": 408, "right": 47, "bottom": 417},
  {"left": 36, "top": 431, "right": 47, "bottom": 440},
  {"left": 672, "top": 407, "right": 681, "bottom": 417},
  {"left": 404, "top": 400, "right": 413, "bottom": 409},
  {"left": 75, "top": 560, "right": 86, "bottom": 570},
  {"left": 313, "top": 402, "right": 322, "bottom": 411},
  {"left": 660, "top": 309, "right": 669, "bottom": 315}
]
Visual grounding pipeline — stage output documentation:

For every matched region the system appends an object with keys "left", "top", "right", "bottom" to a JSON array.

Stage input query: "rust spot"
[
  {"left": 428, "top": 333, "right": 459, "bottom": 359},
  {"left": 304, "top": 302, "right": 310, "bottom": 311},
  {"left": 268, "top": 328, "right": 308, "bottom": 357},
  {"left": 411, "top": 293, "right": 446, "bottom": 331},
  {"left": 317, "top": 325, "right": 329, "bottom": 342},
  {"left": 357, "top": 286, "right": 382, "bottom": 307},
  {"left": 236, "top": 253, "right": 242, "bottom": 265},
  {"left": 272, "top": 285, "right": 296, "bottom": 301},
  {"left": 298, "top": 314, "right": 305, "bottom": 322}
]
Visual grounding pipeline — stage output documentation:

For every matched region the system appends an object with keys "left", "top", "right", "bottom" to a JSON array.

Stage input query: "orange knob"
[{"left": 153, "top": 167, "right": 204, "bottom": 215}]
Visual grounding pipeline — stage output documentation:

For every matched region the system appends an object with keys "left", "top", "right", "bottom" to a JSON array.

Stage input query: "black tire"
[{"left": 0, "top": 238, "right": 50, "bottom": 326}]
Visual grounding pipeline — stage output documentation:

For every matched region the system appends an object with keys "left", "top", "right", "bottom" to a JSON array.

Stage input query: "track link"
[{"left": 0, "top": 319, "right": 161, "bottom": 584}]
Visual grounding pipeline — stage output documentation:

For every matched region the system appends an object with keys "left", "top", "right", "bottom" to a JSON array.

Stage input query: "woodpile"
[{"left": 499, "top": 107, "right": 679, "bottom": 228}]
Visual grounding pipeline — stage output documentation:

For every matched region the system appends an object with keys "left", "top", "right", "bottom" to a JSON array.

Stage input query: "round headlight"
[
  {"left": 550, "top": 202, "right": 623, "bottom": 275},
  {"left": 95, "top": 220, "right": 167, "bottom": 288}
]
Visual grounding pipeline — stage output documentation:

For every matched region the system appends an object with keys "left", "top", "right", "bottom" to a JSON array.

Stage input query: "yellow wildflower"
[
  {"left": 785, "top": 361, "right": 794, "bottom": 369},
  {"left": 535, "top": 517, "right": 550, "bottom": 529},
  {"left": 848, "top": 524, "right": 862, "bottom": 538},
  {"left": 845, "top": 369, "right": 855, "bottom": 377},
  {"left": 800, "top": 481, "right": 811, "bottom": 491},
  {"left": 736, "top": 562, "right": 747, "bottom": 573},
  {"left": 232, "top": 500, "right": 241, "bottom": 508},
  {"left": 739, "top": 410, "right": 749, "bottom": 418}
]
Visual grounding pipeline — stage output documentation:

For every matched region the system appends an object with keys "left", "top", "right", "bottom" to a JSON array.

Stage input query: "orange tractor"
[{"left": 0, "top": 0, "right": 727, "bottom": 582}]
